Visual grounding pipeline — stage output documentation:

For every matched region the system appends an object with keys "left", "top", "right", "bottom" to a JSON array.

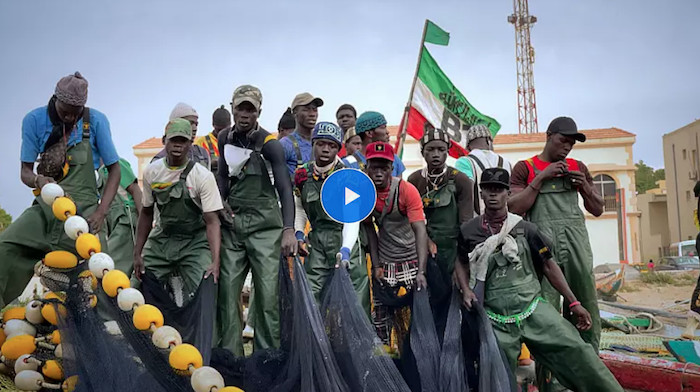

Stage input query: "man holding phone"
[{"left": 508, "top": 116, "right": 604, "bottom": 391}]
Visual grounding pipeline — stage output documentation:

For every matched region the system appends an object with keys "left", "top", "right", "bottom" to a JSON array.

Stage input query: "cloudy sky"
[{"left": 0, "top": 0, "right": 698, "bottom": 218}]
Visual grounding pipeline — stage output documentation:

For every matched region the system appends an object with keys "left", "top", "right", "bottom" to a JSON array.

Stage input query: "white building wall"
[{"left": 586, "top": 219, "right": 621, "bottom": 265}]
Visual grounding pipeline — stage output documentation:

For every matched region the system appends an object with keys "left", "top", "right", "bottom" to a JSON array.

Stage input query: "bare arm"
[
  {"left": 88, "top": 162, "right": 121, "bottom": 232},
  {"left": 21, "top": 162, "right": 55, "bottom": 189},
  {"left": 542, "top": 258, "right": 577, "bottom": 304},
  {"left": 363, "top": 219, "right": 380, "bottom": 273},
  {"left": 126, "top": 182, "right": 143, "bottom": 214},
  {"left": 455, "top": 172, "right": 475, "bottom": 222},
  {"left": 203, "top": 211, "right": 221, "bottom": 283},
  {"left": 413, "top": 221, "right": 428, "bottom": 273},
  {"left": 574, "top": 163, "right": 604, "bottom": 217}
]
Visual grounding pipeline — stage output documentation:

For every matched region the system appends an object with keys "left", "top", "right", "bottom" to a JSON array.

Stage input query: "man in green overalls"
[
  {"left": 455, "top": 168, "right": 623, "bottom": 392},
  {"left": 97, "top": 158, "right": 142, "bottom": 276},
  {"left": 216, "top": 85, "right": 297, "bottom": 355},
  {"left": 408, "top": 127, "right": 473, "bottom": 334},
  {"left": 509, "top": 117, "right": 604, "bottom": 391},
  {"left": 0, "top": 72, "right": 121, "bottom": 308},
  {"left": 133, "top": 118, "right": 222, "bottom": 302},
  {"left": 293, "top": 122, "right": 369, "bottom": 315}
]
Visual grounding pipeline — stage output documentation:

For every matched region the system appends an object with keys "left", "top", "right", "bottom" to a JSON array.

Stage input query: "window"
[
  {"left": 683, "top": 149, "right": 687, "bottom": 159},
  {"left": 593, "top": 174, "right": 617, "bottom": 212}
]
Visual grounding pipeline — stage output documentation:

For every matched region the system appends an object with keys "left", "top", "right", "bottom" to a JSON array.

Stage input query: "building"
[
  {"left": 400, "top": 127, "right": 640, "bottom": 267},
  {"left": 637, "top": 181, "right": 669, "bottom": 262},
  {"left": 133, "top": 127, "right": 640, "bottom": 266},
  {"left": 663, "top": 119, "right": 700, "bottom": 244}
]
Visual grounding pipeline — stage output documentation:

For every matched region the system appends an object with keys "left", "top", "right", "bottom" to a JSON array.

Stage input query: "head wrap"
[
  {"left": 55, "top": 72, "right": 88, "bottom": 106},
  {"left": 212, "top": 105, "right": 231, "bottom": 127},
  {"left": 169, "top": 102, "right": 198, "bottom": 120},
  {"left": 420, "top": 127, "right": 451, "bottom": 151},
  {"left": 355, "top": 111, "right": 387, "bottom": 134},
  {"left": 278, "top": 107, "right": 295, "bottom": 130},
  {"left": 465, "top": 124, "right": 492, "bottom": 145}
]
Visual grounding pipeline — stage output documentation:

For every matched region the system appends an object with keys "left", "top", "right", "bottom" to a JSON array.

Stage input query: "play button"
[
  {"left": 345, "top": 188, "right": 359, "bottom": 205},
  {"left": 321, "top": 168, "right": 377, "bottom": 224}
]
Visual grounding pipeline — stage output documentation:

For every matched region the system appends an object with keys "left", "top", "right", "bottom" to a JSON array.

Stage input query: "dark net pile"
[
  {"left": 321, "top": 265, "right": 411, "bottom": 392},
  {"left": 473, "top": 303, "right": 517, "bottom": 392},
  {"left": 52, "top": 265, "right": 169, "bottom": 392}
]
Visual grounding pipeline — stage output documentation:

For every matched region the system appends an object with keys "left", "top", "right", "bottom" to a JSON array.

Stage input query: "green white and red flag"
[{"left": 396, "top": 21, "right": 501, "bottom": 158}]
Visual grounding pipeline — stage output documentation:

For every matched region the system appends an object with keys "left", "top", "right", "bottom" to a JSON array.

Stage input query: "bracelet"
[{"left": 568, "top": 301, "right": 581, "bottom": 309}]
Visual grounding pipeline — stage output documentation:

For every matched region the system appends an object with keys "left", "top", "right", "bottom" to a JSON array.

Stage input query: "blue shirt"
[
  {"left": 21, "top": 106, "right": 119, "bottom": 169},
  {"left": 279, "top": 131, "right": 312, "bottom": 177},
  {"left": 342, "top": 151, "right": 406, "bottom": 177}
]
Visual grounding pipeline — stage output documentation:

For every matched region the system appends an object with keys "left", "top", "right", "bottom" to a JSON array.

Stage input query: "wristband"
[
  {"left": 295, "top": 231, "right": 305, "bottom": 242},
  {"left": 568, "top": 301, "right": 581, "bottom": 309},
  {"left": 339, "top": 247, "right": 351, "bottom": 262}
]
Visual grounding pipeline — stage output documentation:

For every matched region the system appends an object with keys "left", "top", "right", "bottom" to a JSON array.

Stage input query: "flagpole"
[{"left": 396, "top": 19, "right": 429, "bottom": 158}]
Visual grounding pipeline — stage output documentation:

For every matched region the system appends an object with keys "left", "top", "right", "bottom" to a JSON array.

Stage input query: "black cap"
[
  {"left": 479, "top": 168, "right": 510, "bottom": 189},
  {"left": 546, "top": 116, "right": 586, "bottom": 142}
]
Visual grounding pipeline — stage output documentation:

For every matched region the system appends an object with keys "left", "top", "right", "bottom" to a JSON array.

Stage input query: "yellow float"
[
  {"left": 43, "top": 251, "right": 78, "bottom": 269},
  {"left": 133, "top": 305, "right": 164, "bottom": 331},
  {"left": 51, "top": 197, "right": 76, "bottom": 221},
  {"left": 75, "top": 233, "right": 101, "bottom": 259},
  {"left": 101, "top": 270, "right": 130, "bottom": 297}
]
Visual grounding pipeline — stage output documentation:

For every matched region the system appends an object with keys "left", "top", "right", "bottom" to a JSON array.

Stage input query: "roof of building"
[{"left": 133, "top": 127, "right": 635, "bottom": 150}]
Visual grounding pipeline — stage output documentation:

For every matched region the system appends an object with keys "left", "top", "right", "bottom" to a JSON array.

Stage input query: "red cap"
[{"left": 365, "top": 142, "right": 395, "bottom": 162}]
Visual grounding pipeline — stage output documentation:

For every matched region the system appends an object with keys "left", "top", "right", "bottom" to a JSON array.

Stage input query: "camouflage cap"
[
  {"left": 164, "top": 118, "right": 193, "bottom": 141},
  {"left": 231, "top": 85, "right": 262, "bottom": 111}
]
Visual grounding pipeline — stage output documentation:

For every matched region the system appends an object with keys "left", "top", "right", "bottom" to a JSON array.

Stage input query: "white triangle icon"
[{"left": 345, "top": 187, "right": 360, "bottom": 205}]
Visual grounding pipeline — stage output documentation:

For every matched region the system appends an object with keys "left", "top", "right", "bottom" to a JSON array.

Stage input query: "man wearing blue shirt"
[
  {"left": 279, "top": 92, "right": 323, "bottom": 177},
  {"left": 0, "top": 72, "right": 121, "bottom": 307},
  {"left": 342, "top": 111, "right": 406, "bottom": 177}
]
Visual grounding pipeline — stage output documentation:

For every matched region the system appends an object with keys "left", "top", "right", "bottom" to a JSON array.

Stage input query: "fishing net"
[
  {"left": 473, "top": 303, "right": 517, "bottom": 392},
  {"left": 438, "top": 290, "right": 469, "bottom": 392},
  {"left": 320, "top": 265, "right": 411, "bottom": 392},
  {"left": 141, "top": 271, "right": 216, "bottom": 365},
  {"left": 409, "top": 289, "right": 441, "bottom": 392},
  {"left": 271, "top": 256, "right": 349, "bottom": 392}
]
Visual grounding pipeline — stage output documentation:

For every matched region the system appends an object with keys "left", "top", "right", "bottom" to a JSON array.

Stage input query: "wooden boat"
[
  {"left": 601, "top": 351, "right": 700, "bottom": 391},
  {"left": 596, "top": 264, "right": 625, "bottom": 298}
]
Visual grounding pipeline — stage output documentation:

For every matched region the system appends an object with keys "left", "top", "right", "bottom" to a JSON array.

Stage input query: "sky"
[{"left": 0, "top": 0, "right": 698, "bottom": 219}]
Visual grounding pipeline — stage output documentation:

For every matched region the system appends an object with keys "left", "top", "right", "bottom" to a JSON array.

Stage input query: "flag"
[
  {"left": 425, "top": 20, "right": 450, "bottom": 46},
  {"left": 398, "top": 46, "right": 501, "bottom": 158}
]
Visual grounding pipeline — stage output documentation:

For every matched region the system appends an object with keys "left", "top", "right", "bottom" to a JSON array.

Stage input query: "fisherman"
[
  {"left": 280, "top": 92, "right": 323, "bottom": 176},
  {"left": 343, "top": 111, "right": 406, "bottom": 177},
  {"left": 293, "top": 122, "right": 369, "bottom": 314},
  {"left": 509, "top": 117, "right": 604, "bottom": 390},
  {"left": 194, "top": 105, "right": 232, "bottom": 173},
  {"left": 455, "top": 123, "right": 512, "bottom": 215},
  {"left": 683, "top": 182, "right": 700, "bottom": 338},
  {"left": 277, "top": 107, "right": 295, "bottom": 140},
  {"left": 407, "top": 127, "right": 473, "bottom": 333},
  {"left": 364, "top": 141, "right": 428, "bottom": 345},
  {"left": 216, "top": 85, "right": 297, "bottom": 355},
  {"left": 97, "top": 157, "right": 142, "bottom": 275},
  {"left": 344, "top": 126, "right": 362, "bottom": 157},
  {"left": 335, "top": 103, "right": 357, "bottom": 135},
  {"left": 133, "top": 118, "right": 221, "bottom": 303},
  {"left": 455, "top": 167, "right": 623, "bottom": 392},
  {"left": 0, "top": 72, "right": 121, "bottom": 308},
  {"left": 152, "top": 102, "right": 211, "bottom": 170}
]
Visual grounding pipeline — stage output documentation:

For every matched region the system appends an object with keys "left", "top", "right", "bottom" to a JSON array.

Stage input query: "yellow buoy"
[
  {"left": 1, "top": 335, "right": 36, "bottom": 360},
  {"left": 219, "top": 388, "right": 245, "bottom": 392},
  {"left": 169, "top": 344, "right": 203, "bottom": 373},
  {"left": 397, "top": 286, "right": 407, "bottom": 297},
  {"left": 0, "top": 329, "right": 5, "bottom": 347},
  {"left": 78, "top": 270, "right": 98, "bottom": 291},
  {"left": 41, "top": 293, "right": 67, "bottom": 326},
  {"left": 2, "top": 306, "right": 26, "bottom": 323},
  {"left": 43, "top": 251, "right": 78, "bottom": 269},
  {"left": 62, "top": 375, "right": 78, "bottom": 392},
  {"left": 51, "top": 330, "right": 61, "bottom": 345},
  {"left": 87, "top": 294, "right": 97, "bottom": 308},
  {"left": 42, "top": 360, "right": 64, "bottom": 380},
  {"left": 52, "top": 197, "right": 76, "bottom": 221},
  {"left": 75, "top": 233, "right": 101, "bottom": 260},
  {"left": 101, "top": 270, "right": 130, "bottom": 297},
  {"left": 132, "top": 305, "right": 164, "bottom": 331}
]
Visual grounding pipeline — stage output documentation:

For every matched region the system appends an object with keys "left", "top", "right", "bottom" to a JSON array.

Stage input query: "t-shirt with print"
[
  {"left": 375, "top": 179, "right": 425, "bottom": 223},
  {"left": 142, "top": 158, "right": 223, "bottom": 213}
]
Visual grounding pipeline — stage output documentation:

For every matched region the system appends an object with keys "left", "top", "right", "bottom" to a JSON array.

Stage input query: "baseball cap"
[
  {"left": 479, "top": 168, "right": 510, "bottom": 189},
  {"left": 365, "top": 142, "right": 395, "bottom": 162},
  {"left": 232, "top": 85, "right": 262, "bottom": 111},
  {"left": 546, "top": 116, "right": 586, "bottom": 142},
  {"left": 291, "top": 92, "right": 324, "bottom": 110},
  {"left": 164, "top": 118, "right": 193, "bottom": 141},
  {"left": 312, "top": 122, "right": 342, "bottom": 147}
]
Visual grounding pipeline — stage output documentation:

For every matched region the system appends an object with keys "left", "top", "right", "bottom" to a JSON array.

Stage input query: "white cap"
[{"left": 169, "top": 102, "right": 198, "bottom": 120}]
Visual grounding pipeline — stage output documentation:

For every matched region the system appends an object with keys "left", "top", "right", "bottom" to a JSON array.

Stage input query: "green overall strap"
[
  {"left": 497, "top": 155, "right": 504, "bottom": 168},
  {"left": 82, "top": 107, "right": 90, "bottom": 138}
]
